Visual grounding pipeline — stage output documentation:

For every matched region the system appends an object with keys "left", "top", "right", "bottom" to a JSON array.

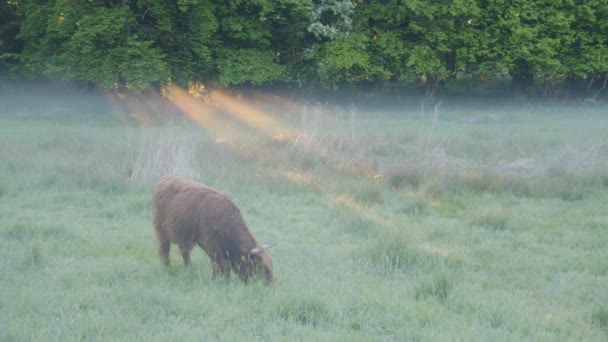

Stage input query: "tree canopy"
[{"left": 1, "top": 0, "right": 607, "bottom": 98}]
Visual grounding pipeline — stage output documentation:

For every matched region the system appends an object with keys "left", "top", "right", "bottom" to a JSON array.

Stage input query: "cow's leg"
[
  {"left": 158, "top": 239, "right": 171, "bottom": 266},
  {"left": 179, "top": 243, "right": 194, "bottom": 267},
  {"left": 211, "top": 255, "right": 231, "bottom": 280},
  {"left": 153, "top": 214, "right": 170, "bottom": 266},
  {"left": 199, "top": 242, "right": 229, "bottom": 280},
  {"left": 155, "top": 229, "right": 171, "bottom": 266}
]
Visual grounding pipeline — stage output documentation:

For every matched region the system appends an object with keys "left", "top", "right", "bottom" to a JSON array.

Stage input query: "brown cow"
[{"left": 152, "top": 176, "right": 273, "bottom": 282}]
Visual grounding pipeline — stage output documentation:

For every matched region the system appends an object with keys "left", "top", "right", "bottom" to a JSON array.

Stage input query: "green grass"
[
  {"left": 471, "top": 207, "right": 510, "bottom": 231},
  {"left": 1, "top": 97, "right": 608, "bottom": 341}
]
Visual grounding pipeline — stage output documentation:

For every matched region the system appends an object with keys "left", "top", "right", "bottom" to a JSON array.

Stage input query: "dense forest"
[{"left": 1, "top": 0, "right": 607, "bottom": 99}]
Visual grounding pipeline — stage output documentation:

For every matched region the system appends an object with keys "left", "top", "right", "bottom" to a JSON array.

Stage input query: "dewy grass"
[
  {"left": 592, "top": 307, "right": 608, "bottom": 331},
  {"left": 414, "top": 271, "right": 453, "bottom": 301},
  {"left": 471, "top": 208, "right": 510, "bottom": 231},
  {"left": 1, "top": 99, "right": 608, "bottom": 340},
  {"left": 398, "top": 193, "right": 430, "bottom": 216},
  {"left": 350, "top": 181, "right": 385, "bottom": 206},
  {"left": 277, "top": 297, "right": 332, "bottom": 327},
  {"left": 385, "top": 167, "right": 424, "bottom": 191},
  {"left": 365, "top": 228, "right": 454, "bottom": 275}
]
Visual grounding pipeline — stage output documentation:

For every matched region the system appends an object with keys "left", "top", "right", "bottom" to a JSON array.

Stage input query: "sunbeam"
[
  {"left": 208, "top": 89, "right": 295, "bottom": 138},
  {"left": 162, "top": 84, "right": 240, "bottom": 139},
  {"left": 106, "top": 90, "right": 172, "bottom": 126}
]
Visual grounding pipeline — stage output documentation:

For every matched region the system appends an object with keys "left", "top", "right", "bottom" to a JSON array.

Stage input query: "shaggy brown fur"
[{"left": 152, "top": 176, "right": 273, "bottom": 282}]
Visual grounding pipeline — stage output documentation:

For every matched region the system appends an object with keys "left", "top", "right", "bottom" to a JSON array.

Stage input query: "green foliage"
[
  {"left": 465, "top": 0, "right": 577, "bottom": 94},
  {"left": 315, "top": 33, "right": 380, "bottom": 84},
  {"left": 216, "top": 48, "right": 284, "bottom": 86},
  {"left": 210, "top": 0, "right": 316, "bottom": 86},
  {"left": 353, "top": 0, "right": 479, "bottom": 97},
  {"left": 59, "top": 6, "right": 168, "bottom": 91},
  {"left": 18, "top": 2, "right": 168, "bottom": 90},
  {"left": 562, "top": 0, "right": 608, "bottom": 78},
  {"left": 0, "top": 0, "right": 23, "bottom": 78},
  {"left": 145, "top": 0, "right": 217, "bottom": 86},
  {"left": 5, "top": 0, "right": 608, "bottom": 95}
]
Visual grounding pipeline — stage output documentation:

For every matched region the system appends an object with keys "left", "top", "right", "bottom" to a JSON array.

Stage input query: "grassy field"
[{"left": 1, "top": 91, "right": 607, "bottom": 341}]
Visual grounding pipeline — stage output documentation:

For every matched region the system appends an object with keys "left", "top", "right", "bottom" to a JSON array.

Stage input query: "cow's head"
[{"left": 241, "top": 245, "right": 273, "bottom": 283}]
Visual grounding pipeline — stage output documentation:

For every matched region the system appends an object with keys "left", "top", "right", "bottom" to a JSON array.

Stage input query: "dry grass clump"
[
  {"left": 285, "top": 130, "right": 607, "bottom": 202},
  {"left": 290, "top": 133, "right": 374, "bottom": 171},
  {"left": 128, "top": 125, "right": 202, "bottom": 183},
  {"left": 550, "top": 145, "right": 608, "bottom": 175}
]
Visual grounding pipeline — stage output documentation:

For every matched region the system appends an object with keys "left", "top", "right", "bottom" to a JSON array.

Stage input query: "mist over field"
[{"left": 1, "top": 82, "right": 608, "bottom": 340}]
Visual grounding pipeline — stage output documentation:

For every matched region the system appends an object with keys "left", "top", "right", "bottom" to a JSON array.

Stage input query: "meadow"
[{"left": 1, "top": 89, "right": 607, "bottom": 341}]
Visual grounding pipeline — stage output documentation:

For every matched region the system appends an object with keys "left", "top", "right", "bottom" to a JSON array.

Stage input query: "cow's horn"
[
  {"left": 249, "top": 246, "right": 263, "bottom": 256},
  {"left": 262, "top": 244, "right": 275, "bottom": 250}
]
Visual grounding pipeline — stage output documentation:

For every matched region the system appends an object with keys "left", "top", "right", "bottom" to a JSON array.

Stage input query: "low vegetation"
[{"left": 1, "top": 94, "right": 607, "bottom": 340}]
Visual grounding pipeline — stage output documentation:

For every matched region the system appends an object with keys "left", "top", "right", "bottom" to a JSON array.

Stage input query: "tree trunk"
[{"left": 510, "top": 59, "right": 534, "bottom": 98}]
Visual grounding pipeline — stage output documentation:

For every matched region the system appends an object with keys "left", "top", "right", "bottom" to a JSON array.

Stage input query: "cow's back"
[{"left": 153, "top": 176, "right": 219, "bottom": 244}]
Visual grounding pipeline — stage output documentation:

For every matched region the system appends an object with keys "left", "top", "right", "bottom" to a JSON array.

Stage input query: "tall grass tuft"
[
  {"left": 366, "top": 231, "right": 449, "bottom": 275},
  {"left": 423, "top": 171, "right": 531, "bottom": 199},
  {"left": 471, "top": 208, "right": 510, "bottom": 231},
  {"left": 386, "top": 167, "right": 424, "bottom": 191},
  {"left": 399, "top": 193, "right": 429, "bottom": 216},
  {"left": 6, "top": 160, "right": 17, "bottom": 174},
  {"left": 340, "top": 215, "right": 374, "bottom": 237},
  {"left": 347, "top": 181, "right": 385, "bottom": 206},
  {"left": 129, "top": 125, "right": 202, "bottom": 183},
  {"left": 22, "top": 243, "right": 44, "bottom": 270},
  {"left": 277, "top": 297, "right": 332, "bottom": 327},
  {"left": 414, "top": 271, "right": 452, "bottom": 301},
  {"left": 5, "top": 223, "right": 35, "bottom": 241},
  {"left": 592, "top": 307, "right": 608, "bottom": 332}
]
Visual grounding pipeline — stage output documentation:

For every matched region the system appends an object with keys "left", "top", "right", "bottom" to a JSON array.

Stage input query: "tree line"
[{"left": 1, "top": 0, "right": 607, "bottom": 99}]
